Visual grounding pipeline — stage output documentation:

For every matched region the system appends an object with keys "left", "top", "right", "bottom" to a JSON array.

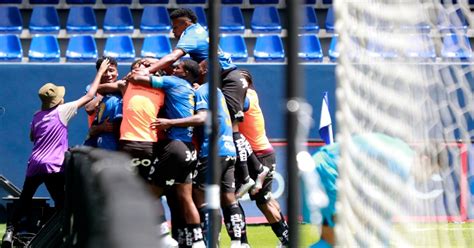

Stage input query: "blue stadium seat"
[
  {"left": 0, "top": 35, "right": 22, "bottom": 61},
  {"left": 325, "top": 6, "right": 335, "bottom": 33},
  {"left": 29, "top": 0, "right": 59, "bottom": 4},
  {"left": 441, "top": 33, "right": 472, "bottom": 61},
  {"left": 66, "top": 35, "right": 98, "bottom": 62},
  {"left": 404, "top": 34, "right": 435, "bottom": 61},
  {"left": 0, "top": 7, "right": 22, "bottom": 34},
  {"left": 102, "top": 0, "right": 132, "bottom": 4},
  {"left": 300, "top": 6, "right": 319, "bottom": 33},
  {"left": 104, "top": 35, "right": 135, "bottom": 61},
  {"left": 28, "top": 35, "right": 60, "bottom": 62},
  {"left": 251, "top": 6, "right": 282, "bottom": 33},
  {"left": 176, "top": 0, "right": 206, "bottom": 3},
  {"left": 322, "top": 0, "right": 332, "bottom": 3},
  {"left": 305, "top": 0, "right": 316, "bottom": 3},
  {"left": 0, "top": 0, "right": 21, "bottom": 3},
  {"left": 140, "top": 6, "right": 171, "bottom": 33},
  {"left": 66, "top": 7, "right": 97, "bottom": 34},
  {"left": 66, "top": 0, "right": 96, "bottom": 4},
  {"left": 219, "top": 34, "right": 247, "bottom": 62},
  {"left": 222, "top": 0, "right": 242, "bottom": 3},
  {"left": 253, "top": 35, "right": 284, "bottom": 62},
  {"left": 139, "top": 0, "right": 169, "bottom": 3},
  {"left": 103, "top": 6, "right": 134, "bottom": 34},
  {"left": 29, "top": 6, "right": 60, "bottom": 34},
  {"left": 299, "top": 34, "right": 322, "bottom": 62},
  {"left": 141, "top": 35, "right": 171, "bottom": 58},
  {"left": 438, "top": 8, "right": 468, "bottom": 32},
  {"left": 367, "top": 38, "right": 397, "bottom": 59},
  {"left": 250, "top": 0, "right": 279, "bottom": 4},
  {"left": 186, "top": 6, "right": 207, "bottom": 29},
  {"left": 328, "top": 35, "right": 338, "bottom": 62},
  {"left": 220, "top": 6, "right": 245, "bottom": 33}
]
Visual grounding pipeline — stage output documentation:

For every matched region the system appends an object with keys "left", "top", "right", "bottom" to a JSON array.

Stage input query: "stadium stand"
[
  {"left": 300, "top": 6, "right": 319, "bottom": 33},
  {"left": 140, "top": 6, "right": 171, "bottom": 33},
  {"left": 0, "top": 0, "right": 21, "bottom": 3},
  {"left": 253, "top": 34, "right": 285, "bottom": 62},
  {"left": 298, "top": 34, "right": 322, "bottom": 62},
  {"left": 441, "top": 33, "right": 473, "bottom": 61},
  {"left": 141, "top": 34, "right": 171, "bottom": 58},
  {"left": 222, "top": 0, "right": 243, "bottom": 4},
  {"left": 103, "top": 35, "right": 135, "bottom": 61},
  {"left": 29, "top": 6, "right": 60, "bottom": 34},
  {"left": 438, "top": 7, "right": 469, "bottom": 32},
  {"left": 66, "top": 35, "right": 98, "bottom": 62},
  {"left": 220, "top": 6, "right": 245, "bottom": 33},
  {"left": 325, "top": 6, "right": 335, "bottom": 33},
  {"left": 219, "top": 34, "right": 248, "bottom": 62},
  {"left": 328, "top": 35, "right": 338, "bottom": 62},
  {"left": 367, "top": 38, "right": 398, "bottom": 59},
  {"left": 102, "top": 0, "right": 132, "bottom": 4},
  {"left": 250, "top": 0, "right": 279, "bottom": 4},
  {"left": 0, "top": 34, "right": 22, "bottom": 61},
  {"left": 186, "top": 6, "right": 207, "bottom": 29},
  {"left": 404, "top": 34, "right": 436, "bottom": 61},
  {"left": 28, "top": 35, "right": 60, "bottom": 62},
  {"left": 103, "top": 6, "right": 134, "bottom": 34},
  {"left": 29, "top": 0, "right": 59, "bottom": 4},
  {"left": 66, "top": 6, "right": 98, "bottom": 34},
  {"left": 66, "top": 0, "right": 96, "bottom": 4},
  {"left": 0, "top": 7, "right": 22, "bottom": 34},
  {"left": 251, "top": 6, "right": 282, "bottom": 33},
  {"left": 176, "top": 0, "right": 206, "bottom": 3},
  {"left": 305, "top": 0, "right": 316, "bottom": 3}
]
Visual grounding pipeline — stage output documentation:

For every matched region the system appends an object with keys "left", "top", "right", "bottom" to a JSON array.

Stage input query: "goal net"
[{"left": 333, "top": 0, "right": 473, "bottom": 246}]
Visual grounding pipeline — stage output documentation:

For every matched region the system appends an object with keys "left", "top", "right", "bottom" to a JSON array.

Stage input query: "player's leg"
[{"left": 43, "top": 172, "right": 65, "bottom": 210}]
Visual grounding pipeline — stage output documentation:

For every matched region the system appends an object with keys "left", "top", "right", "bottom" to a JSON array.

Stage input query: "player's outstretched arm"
[
  {"left": 126, "top": 74, "right": 152, "bottom": 87},
  {"left": 151, "top": 110, "right": 207, "bottom": 130},
  {"left": 75, "top": 59, "right": 110, "bottom": 108},
  {"left": 146, "top": 49, "right": 185, "bottom": 74}
]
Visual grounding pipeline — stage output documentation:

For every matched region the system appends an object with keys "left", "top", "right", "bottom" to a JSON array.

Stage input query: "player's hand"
[
  {"left": 142, "top": 58, "right": 159, "bottom": 66},
  {"left": 150, "top": 118, "right": 172, "bottom": 130},
  {"left": 98, "top": 58, "right": 110, "bottom": 75}
]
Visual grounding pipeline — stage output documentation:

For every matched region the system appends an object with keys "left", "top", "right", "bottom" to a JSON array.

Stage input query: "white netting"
[{"left": 334, "top": 0, "right": 474, "bottom": 246}]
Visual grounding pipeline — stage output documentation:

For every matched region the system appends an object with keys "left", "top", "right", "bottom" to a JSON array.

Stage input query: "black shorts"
[
  {"left": 151, "top": 139, "right": 197, "bottom": 188},
  {"left": 249, "top": 152, "right": 276, "bottom": 204},
  {"left": 221, "top": 68, "right": 248, "bottom": 124},
  {"left": 193, "top": 156, "right": 236, "bottom": 193},
  {"left": 119, "top": 140, "right": 158, "bottom": 182}
]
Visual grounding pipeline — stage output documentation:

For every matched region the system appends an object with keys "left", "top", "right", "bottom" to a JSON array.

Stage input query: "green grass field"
[{"left": 0, "top": 222, "right": 472, "bottom": 247}]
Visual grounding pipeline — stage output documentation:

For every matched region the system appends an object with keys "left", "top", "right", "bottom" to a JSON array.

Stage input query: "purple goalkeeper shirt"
[{"left": 27, "top": 102, "right": 77, "bottom": 176}]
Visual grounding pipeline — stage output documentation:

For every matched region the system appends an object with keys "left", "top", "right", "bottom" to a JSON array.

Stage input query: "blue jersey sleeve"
[
  {"left": 112, "top": 98, "right": 123, "bottom": 121},
  {"left": 151, "top": 76, "right": 179, "bottom": 90},
  {"left": 176, "top": 30, "right": 200, "bottom": 54},
  {"left": 195, "top": 86, "right": 209, "bottom": 111}
]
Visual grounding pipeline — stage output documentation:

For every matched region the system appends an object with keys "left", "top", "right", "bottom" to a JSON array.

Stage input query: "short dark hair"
[
  {"left": 130, "top": 59, "right": 143, "bottom": 70},
  {"left": 240, "top": 69, "right": 254, "bottom": 89},
  {"left": 182, "top": 59, "right": 201, "bottom": 83},
  {"left": 96, "top": 56, "right": 117, "bottom": 71},
  {"left": 170, "top": 8, "right": 198, "bottom": 24}
]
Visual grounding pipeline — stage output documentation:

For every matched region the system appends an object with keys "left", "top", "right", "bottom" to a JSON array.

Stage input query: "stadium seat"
[
  {"left": 251, "top": 6, "right": 282, "bottom": 33},
  {"left": 250, "top": 0, "right": 279, "bottom": 4},
  {"left": 403, "top": 34, "right": 435, "bottom": 61},
  {"left": 66, "top": 0, "right": 96, "bottom": 4},
  {"left": 219, "top": 34, "right": 248, "bottom": 62},
  {"left": 103, "top": 6, "right": 134, "bottom": 34},
  {"left": 104, "top": 35, "right": 135, "bottom": 61},
  {"left": 328, "top": 35, "right": 339, "bottom": 62},
  {"left": 0, "top": 7, "right": 22, "bottom": 34},
  {"left": 253, "top": 34, "right": 285, "bottom": 62},
  {"left": 141, "top": 35, "right": 171, "bottom": 58},
  {"left": 186, "top": 6, "right": 207, "bottom": 29},
  {"left": 220, "top": 6, "right": 245, "bottom": 33},
  {"left": 102, "top": 0, "right": 132, "bottom": 4},
  {"left": 222, "top": 0, "right": 242, "bottom": 3},
  {"left": 28, "top": 35, "right": 60, "bottom": 62},
  {"left": 29, "top": 6, "right": 60, "bottom": 34},
  {"left": 322, "top": 0, "right": 332, "bottom": 3},
  {"left": 300, "top": 6, "right": 319, "bottom": 33},
  {"left": 0, "top": 35, "right": 22, "bottom": 61},
  {"left": 305, "top": 0, "right": 316, "bottom": 3},
  {"left": 140, "top": 6, "right": 171, "bottom": 33},
  {"left": 66, "top": 35, "right": 98, "bottom": 62},
  {"left": 325, "top": 6, "right": 335, "bottom": 33},
  {"left": 66, "top": 7, "right": 97, "bottom": 34},
  {"left": 438, "top": 8, "right": 468, "bottom": 32},
  {"left": 298, "top": 34, "right": 322, "bottom": 62},
  {"left": 0, "top": 0, "right": 21, "bottom": 3},
  {"left": 441, "top": 33, "right": 472, "bottom": 61},
  {"left": 176, "top": 0, "right": 206, "bottom": 3},
  {"left": 367, "top": 37, "right": 397, "bottom": 59},
  {"left": 139, "top": 0, "right": 169, "bottom": 3},
  {"left": 29, "top": 0, "right": 59, "bottom": 4}
]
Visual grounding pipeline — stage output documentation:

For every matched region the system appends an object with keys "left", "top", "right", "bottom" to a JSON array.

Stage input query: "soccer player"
[
  {"left": 144, "top": 8, "right": 255, "bottom": 196},
  {"left": 84, "top": 57, "right": 122, "bottom": 150},
  {"left": 151, "top": 62, "right": 246, "bottom": 248},
  {"left": 125, "top": 59, "right": 204, "bottom": 247},
  {"left": 1, "top": 59, "right": 111, "bottom": 247},
  {"left": 237, "top": 70, "right": 289, "bottom": 247},
  {"left": 307, "top": 133, "right": 418, "bottom": 247}
]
